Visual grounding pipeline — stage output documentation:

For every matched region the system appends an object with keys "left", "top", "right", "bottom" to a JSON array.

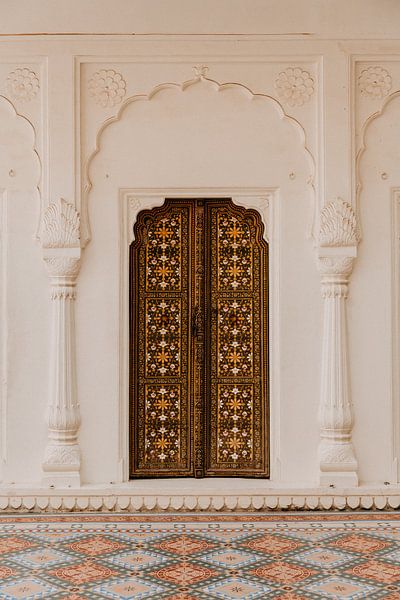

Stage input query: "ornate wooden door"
[{"left": 130, "top": 199, "right": 269, "bottom": 478}]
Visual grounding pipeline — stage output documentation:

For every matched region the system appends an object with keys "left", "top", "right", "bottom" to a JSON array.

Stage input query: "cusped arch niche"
[
  {"left": 0, "top": 94, "right": 40, "bottom": 482},
  {"left": 84, "top": 74, "right": 316, "bottom": 246},
  {"left": 0, "top": 94, "right": 40, "bottom": 195},
  {"left": 355, "top": 91, "right": 400, "bottom": 484},
  {"left": 82, "top": 73, "right": 317, "bottom": 484}
]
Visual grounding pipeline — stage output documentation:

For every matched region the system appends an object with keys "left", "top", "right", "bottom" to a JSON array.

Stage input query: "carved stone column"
[
  {"left": 317, "top": 198, "right": 360, "bottom": 487},
  {"left": 41, "top": 199, "right": 81, "bottom": 487}
]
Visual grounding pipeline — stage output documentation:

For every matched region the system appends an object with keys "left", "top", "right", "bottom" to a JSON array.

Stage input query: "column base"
[
  {"left": 42, "top": 470, "right": 81, "bottom": 488},
  {"left": 42, "top": 443, "right": 81, "bottom": 488},
  {"left": 319, "top": 470, "right": 359, "bottom": 487},
  {"left": 319, "top": 441, "right": 358, "bottom": 487}
]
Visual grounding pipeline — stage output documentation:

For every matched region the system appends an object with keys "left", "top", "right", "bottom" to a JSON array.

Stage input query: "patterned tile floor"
[{"left": 0, "top": 513, "right": 399, "bottom": 599}]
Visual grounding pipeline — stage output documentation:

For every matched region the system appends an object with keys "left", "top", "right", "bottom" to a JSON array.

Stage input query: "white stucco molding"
[
  {"left": 0, "top": 487, "right": 398, "bottom": 512},
  {"left": 317, "top": 198, "right": 359, "bottom": 486},
  {"left": 41, "top": 198, "right": 82, "bottom": 488}
]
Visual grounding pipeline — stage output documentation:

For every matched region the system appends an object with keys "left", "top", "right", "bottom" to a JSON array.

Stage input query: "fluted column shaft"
[
  {"left": 318, "top": 255, "right": 358, "bottom": 486},
  {"left": 40, "top": 198, "right": 82, "bottom": 487},
  {"left": 42, "top": 255, "right": 81, "bottom": 486}
]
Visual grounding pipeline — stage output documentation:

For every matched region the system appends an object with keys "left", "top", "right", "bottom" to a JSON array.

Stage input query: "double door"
[{"left": 130, "top": 199, "right": 268, "bottom": 477}]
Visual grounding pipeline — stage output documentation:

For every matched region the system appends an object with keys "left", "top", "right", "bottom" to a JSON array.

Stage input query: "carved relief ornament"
[
  {"left": 319, "top": 198, "right": 360, "bottom": 248},
  {"left": 41, "top": 198, "right": 80, "bottom": 249}
]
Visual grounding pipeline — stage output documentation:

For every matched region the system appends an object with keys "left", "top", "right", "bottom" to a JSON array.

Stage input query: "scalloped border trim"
[{"left": 0, "top": 493, "right": 399, "bottom": 512}]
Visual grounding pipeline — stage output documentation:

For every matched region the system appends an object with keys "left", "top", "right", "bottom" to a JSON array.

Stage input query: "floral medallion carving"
[
  {"left": 275, "top": 67, "right": 314, "bottom": 107},
  {"left": 358, "top": 66, "right": 392, "bottom": 99},
  {"left": 193, "top": 65, "right": 209, "bottom": 79},
  {"left": 6, "top": 68, "right": 39, "bottom": 102},
  {"left": 88, "top": 69, "right": 126, "bottom": 108}
]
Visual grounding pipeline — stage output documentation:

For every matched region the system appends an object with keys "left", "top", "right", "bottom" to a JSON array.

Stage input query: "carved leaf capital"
[
  {"left": 319, "top": 198, "right": 360, "bottom": 247},
  {"left": 43, "top": 256, "right": 81, "bottom": 279},
  {"left": 41, "top": 199, "right": 80, "bottom": 248},
  {"left": 318, "top": 256, "right": 354, "bottom": 277}
]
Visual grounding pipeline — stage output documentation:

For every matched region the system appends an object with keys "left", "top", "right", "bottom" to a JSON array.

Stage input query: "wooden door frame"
[{"left": 117, "top": 188, "right": 281, "bottom": 488}]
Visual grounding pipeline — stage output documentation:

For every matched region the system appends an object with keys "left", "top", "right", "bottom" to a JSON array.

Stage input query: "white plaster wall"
[{"left": 1, "top": 1, "right": 400, "bottom": 493}]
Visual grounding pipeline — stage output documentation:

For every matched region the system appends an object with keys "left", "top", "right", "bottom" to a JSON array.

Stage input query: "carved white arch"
[
  {"left": 0, "top": 94, "right": 41, "bottom": 483},
  {"left": 356, "top": 90, "right": 400, "bottom": 483},
  {"left": 82, "top": 73, "right": 316, "bottom": 247},
  {"left": 356, "top": 90, "right": 400, "bottom": 236},
  {"left": 0, "top": 94, "right": 40, "bottom": 196}
]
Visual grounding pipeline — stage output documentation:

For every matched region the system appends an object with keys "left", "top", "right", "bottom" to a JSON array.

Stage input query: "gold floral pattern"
[
  {"left": 218, "top": 300, "right": 253, "bottom": 377},
  {"left": 209, "top": 204, "right": 268, "bottom": 474},
  {"left": 146, "top": 299, "right": 181, "bottom": 376},
  {"left": 132, "top": 205, "right": 190, "bottom": 475},
  {"left": 218, "top": 215, "right": 252, "bottom": 290},
  {"left": 217, "top": 385, "right": 253, "bottom": 463},
  {"left": 146, "top": 213, "right": 182, "bottom": 291},
  {"left": 145, "top": 385, "right": 181, "bottom": 462}
]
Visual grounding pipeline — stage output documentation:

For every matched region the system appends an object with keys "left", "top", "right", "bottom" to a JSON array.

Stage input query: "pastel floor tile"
[
  {"left": 105, "top": 549, "right": 168, "bottom": 569},
  {"left": 9, "top": 549, "right": 75, "bottom": 569},
  {"left": 304, "top": 576, "right": 378, "bottom": 598},
  {"left": 0, "top": 514, "right": 399, "bottom": 599},
  {"left": 91, "top": 576, "right": 167, "bottom": 599},
  {"left": 201, "top": 576, "right": 272, "bottom": 599},
  {"left": 200, "top": 549, "right": 263, "bottom": 568},
  {"left": 0, "top": 577, "right": 60, "bottom": 599},
  {"left": 291, "top": 548, "right": 356, "bottom": 568}
]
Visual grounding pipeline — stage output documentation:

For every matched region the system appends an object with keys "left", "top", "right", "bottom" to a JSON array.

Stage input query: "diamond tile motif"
[
  {"left": 156, "top": 535, "right": 213, "bottom": 555},
  {"left": 292, "top": 548, "right": 355, "bottom": 568},
  {"left": 348, "top": 559, "right": 400, "bottom": 583},
  {"left": 152, "top": 561, "right": 215, "bottom": 584},
  {"left": 0, "top": 537, "right": 36, "bottom": 555},
  {"left": 105, "top": 549, "right": 168, "bottom": 569},
  {"left": 252, "top": 561, "right": 315, "bottom": 583},
  {"left": 92, "top": 576, "right": 167, "bottom": 599},
  {"left": 202, "top": 576, "right": 272, "bottom": 599},
  {"left": 243, "top": 533, "right": 301, "bottom": 555},
  {"left": 0, "top": 576, "right": 60, "bottom": 599},
  {"left": 0, "top": 513, "right": 399, "bottom": 599},
  {"left": 201, "top": 549, "right": 262, "bottom": 567},
  {"left": 68, "top": 535, "right": 126, "bottom": 555},
  {"left": 330, "top": 534, "right": 389, "bottom": 553},
  {"left": 50, "top": 561, "right": 118, "bottom": 584},
  {"left": 9, "top": 549, "right": 74, "bottom": 569},
  {"left": 304, "top": 576, "right": 378, "bottom": 598}
]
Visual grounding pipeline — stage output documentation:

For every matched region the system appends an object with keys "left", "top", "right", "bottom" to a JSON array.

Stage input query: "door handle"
[{"left": 192, "top": 304, "right": 200, "bottom": 336}]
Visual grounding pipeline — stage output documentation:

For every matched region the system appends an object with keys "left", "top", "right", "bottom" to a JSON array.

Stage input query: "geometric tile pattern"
[{"left": 0, "top": 513, "right": 399, "bottom": 598}]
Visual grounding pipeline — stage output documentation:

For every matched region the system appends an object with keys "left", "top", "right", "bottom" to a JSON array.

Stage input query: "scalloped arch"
[
  {"left": 356, "top": 90, "right": 400, "bottom": 237},
  {"left": 82, "top": 74, "right": 316, "bottom": 247},
  {"left": 0, "top": 94, "right": 41, "bottom": 191}
]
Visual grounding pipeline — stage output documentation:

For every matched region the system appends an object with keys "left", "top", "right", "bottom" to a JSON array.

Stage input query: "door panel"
[
  {"left": 130, "top": 199, "right": 268, "bottom": 478},
  {"left": 206, "top": 202, "right": 268, "bottom": 476},
  {"left": 131, "top": 203, "right": 193, "bottom": 476}
]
